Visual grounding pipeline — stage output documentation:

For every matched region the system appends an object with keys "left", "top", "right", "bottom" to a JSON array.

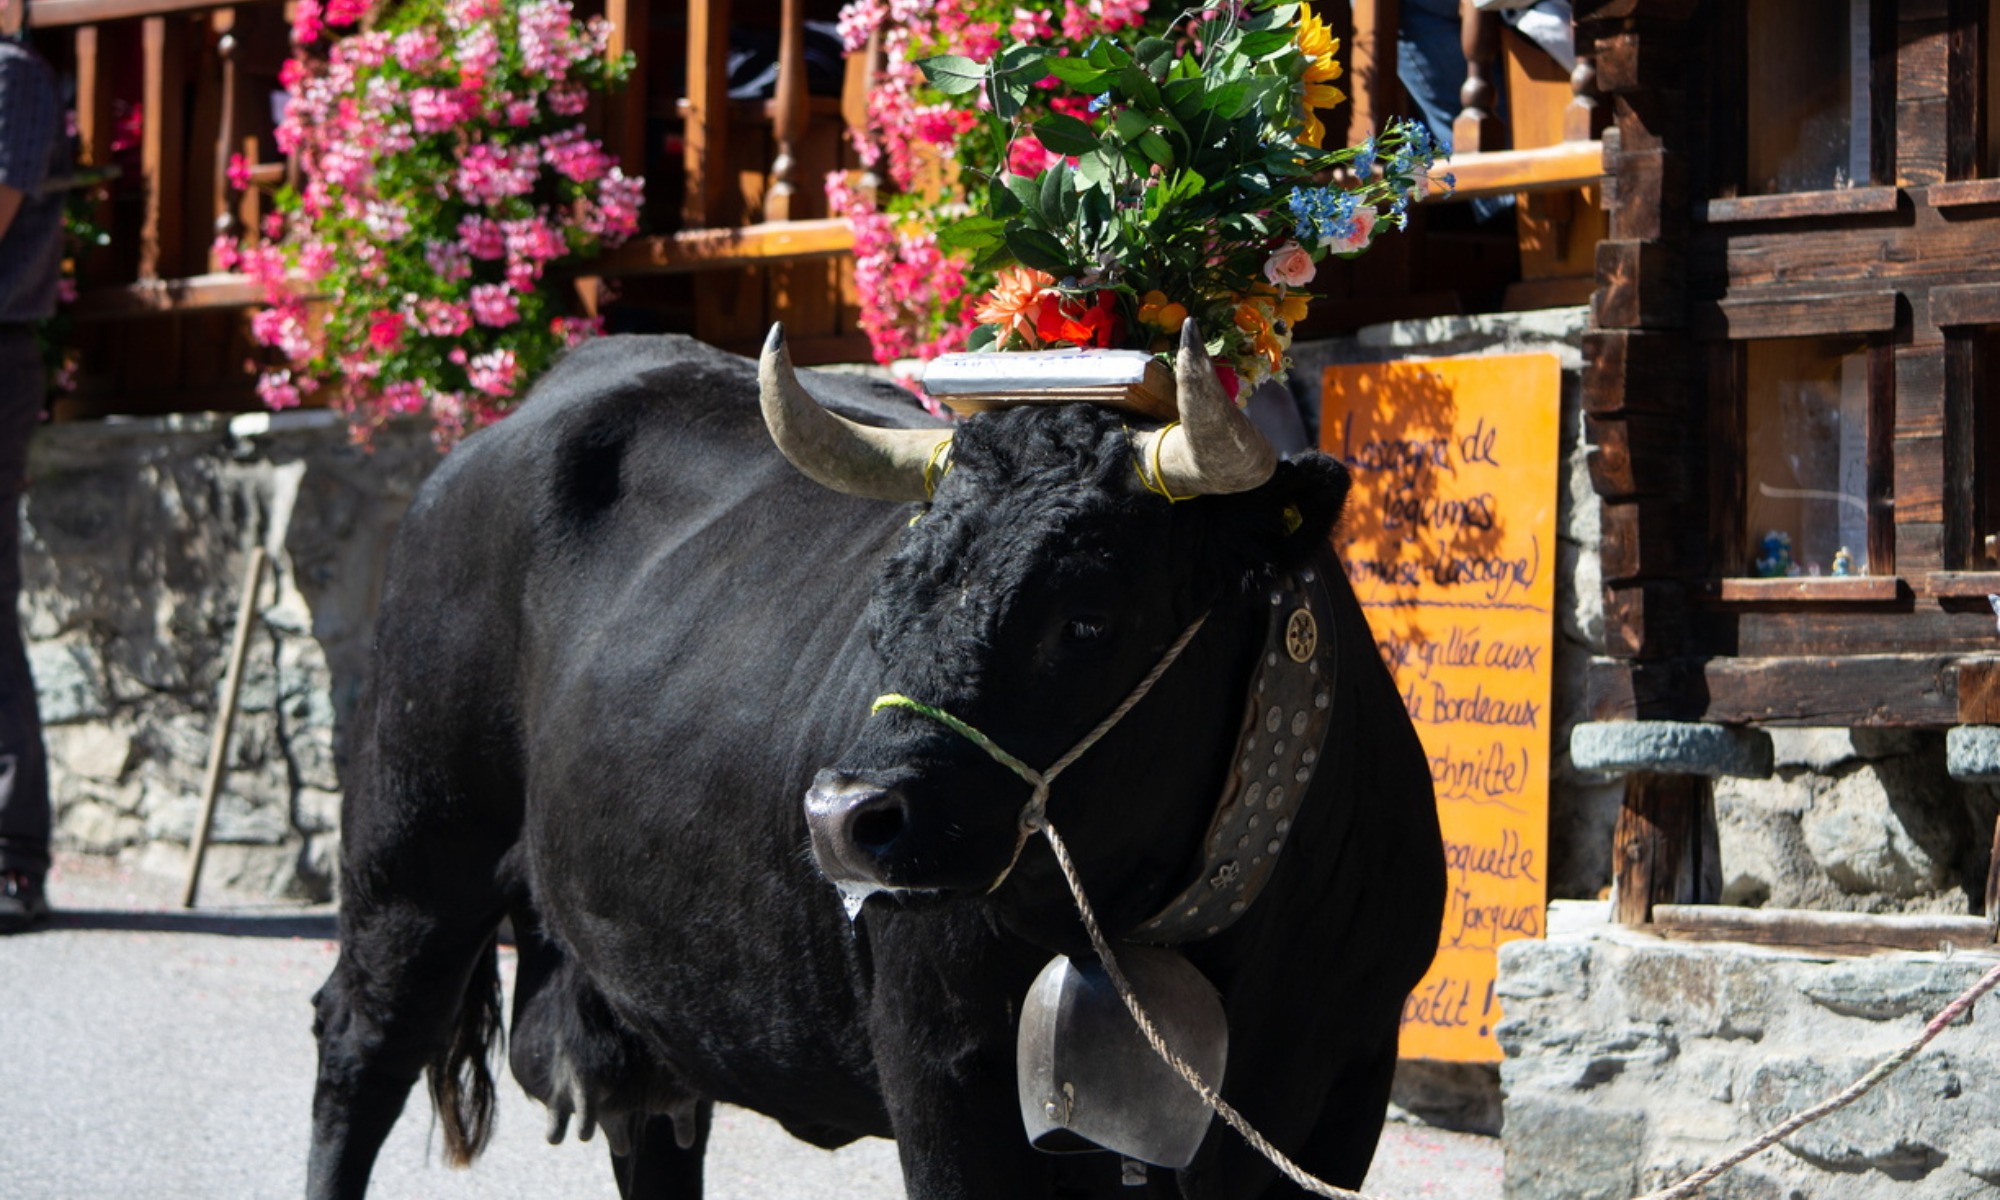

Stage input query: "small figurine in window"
[
  {"left": 1754, "top": 530, "right": 1793, "bottom": 578},
  {"left": 1831, "top": 546, "right": 1854, "bottom": 577}
]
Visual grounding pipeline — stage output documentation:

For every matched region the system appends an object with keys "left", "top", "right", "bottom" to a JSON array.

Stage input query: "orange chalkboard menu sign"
[{"left": 1320, "top": 353, "right": 1559, "bottom": 1064}]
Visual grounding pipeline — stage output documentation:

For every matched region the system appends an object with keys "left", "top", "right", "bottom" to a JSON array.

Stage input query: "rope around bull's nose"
[{"left": 1043, "top": 809, "right": 2000, "bottom": 1200}]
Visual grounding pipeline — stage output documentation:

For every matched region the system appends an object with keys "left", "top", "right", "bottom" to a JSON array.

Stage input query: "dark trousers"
[{"left": 0, "top": 327, "right": 48, "bottom": 877}]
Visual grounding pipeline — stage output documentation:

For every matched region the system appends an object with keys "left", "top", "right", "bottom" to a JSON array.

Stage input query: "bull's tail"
[{"left": 427, "top": 934, "right": 504, "bottom": 1167}]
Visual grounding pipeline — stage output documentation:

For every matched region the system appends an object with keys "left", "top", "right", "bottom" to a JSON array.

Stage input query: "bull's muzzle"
[{"left": 803, "top": 770, "right": 909, "bottom": 886}]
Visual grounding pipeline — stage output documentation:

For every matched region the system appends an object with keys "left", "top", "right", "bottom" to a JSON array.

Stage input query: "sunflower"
[{"left": 1295, "top": 3, "right": 1347, "bottom": 150}]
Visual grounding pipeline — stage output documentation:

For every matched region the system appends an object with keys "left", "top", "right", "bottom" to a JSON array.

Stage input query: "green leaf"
[
  {"left": 1136, "top": 131, "right": 1175, "bottom": 167},
  {"left": 1243, "top": 4, "right": 1300, "bottom": 32},
  {"left": 1076, "top": 148, "right": 1114, "bottom": 190},
  {"left": 1117, "top": 65, "right": 1164, "bottom": 112},
  {"left": 1005, "top": 173, "right": 1043, "bottom": 220},
  {"left": 967, "top": 323, "right": 1000, "bottom": 352},
  {"left": 1033, "top": 113, "right": 1101, "bottom": 157},
  {"left": 994, "top": 43, "right": 1048, "bottom": 78},
  {"left": 1005, "top": 224, "right": 1074, "bottom": 274},
  {"left": 937, "top": 214, "right": 1008, "bottom": 253},
  {"left": 989, "top": 179, "right": 1025, "bottom": 219},
  {"left": 917, "top": 54, "right": 986, "bottom": 95},
  {"left": 1039, "top": 165, "right": 1068, "bottom": 225},
  {"left": 1236, "top": 28, "right": 1294, "bottom": 59},
  {"left": 1113, "top": 109, "right": 1151, "bottom": 142},
  {"left": 1134, "top": 38, "right": 1175, "bottom": 69},
  {"left": 1044, "top": 57, "right": 1111, "bottom": 90}
]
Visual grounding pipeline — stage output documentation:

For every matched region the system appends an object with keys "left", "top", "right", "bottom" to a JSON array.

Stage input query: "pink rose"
[
  {"left": 1324, "top": 207, "right": 1378, "bottom": 255},
  {"left": 1262, "top": 240, "right": 1316, "bottom": 288}
]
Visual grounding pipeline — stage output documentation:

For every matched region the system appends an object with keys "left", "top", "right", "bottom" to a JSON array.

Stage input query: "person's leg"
[{"left": 0, "top": 326, "right": 50, "bottom": 929}]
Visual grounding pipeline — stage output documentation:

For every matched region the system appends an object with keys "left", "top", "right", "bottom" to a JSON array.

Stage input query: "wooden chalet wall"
[{"left": 1583, "top": 0, "right": 2000, "bottom": 730}]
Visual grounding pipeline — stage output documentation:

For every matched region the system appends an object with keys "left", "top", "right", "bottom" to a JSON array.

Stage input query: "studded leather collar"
[{"left": 1128, "top": 568, "right": 1338, "bottom": 945}]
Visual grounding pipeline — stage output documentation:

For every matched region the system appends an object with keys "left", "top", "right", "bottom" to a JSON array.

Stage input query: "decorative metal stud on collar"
[{"left": 1129, "top": 567, "right": 1338, "bottom": 944}]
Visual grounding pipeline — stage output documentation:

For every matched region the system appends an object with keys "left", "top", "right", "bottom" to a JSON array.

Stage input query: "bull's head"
[{"left": 760, "top": 322, "right": 1349, "bottom": 947}]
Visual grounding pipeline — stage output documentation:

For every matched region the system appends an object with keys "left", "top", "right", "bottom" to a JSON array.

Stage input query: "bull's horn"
[
  {"left": 1133, "top": 320, "right": 1278, "bottom": 497},
  {"left": 759, "top": 324, "right": 952, "bottom": 502}
]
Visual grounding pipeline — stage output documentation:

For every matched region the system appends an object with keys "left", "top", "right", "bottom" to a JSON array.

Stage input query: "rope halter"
[{"left": 871, "top": 612, "right": 1210, "bottom": 892}]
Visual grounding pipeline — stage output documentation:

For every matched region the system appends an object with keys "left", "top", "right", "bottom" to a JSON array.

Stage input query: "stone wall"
[
  {"left": 27, "top": 410, "right": 438, "bottom": 899},
  {"left": 1502, "top": 904, "right": 2000, "bottom": 1200}
]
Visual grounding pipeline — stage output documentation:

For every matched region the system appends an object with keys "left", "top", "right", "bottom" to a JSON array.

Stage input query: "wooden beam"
[
  {"left": 1652, "top": 904, "right": 1997, "bottom": 955},
  {"left": 1590, "top": 653, "right": 1962, "bottom": 727},
  {"left": 1704, "top": 576, "right": 1905, "bottom": 605},
  {"left": 1958, "top": 659, "right": 2000, "bottom": 724},
  {"left": 70, "top": 272, "right": 271, "bottom": 318},
  {"left": 595, "top": 218, "right": 854, "bottom": 276},
  {"left": 1697, "top": 185, "right": 1902, "bottom": 224},
  {"left": 1430, "top": 141, "right": 1606, "bottom": 201},
  {"left": 1693, "top": 291, "right": 1899, "bottom": 341},
  {"left": 27, "top": 0, "right": 274, "bottom": 27}
]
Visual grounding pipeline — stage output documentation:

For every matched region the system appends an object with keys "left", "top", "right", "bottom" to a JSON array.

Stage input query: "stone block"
[
  {"left": 30, "top": 637, "right": 110, "bottom": 725},
  {"left": 1503, "top": 1097, "right": 1645, "bottom": 1200},
  {"left": 47, "top": 723, "right": 132, "bottom": 781},
  {"left": 1771, "top": 727, "right": 1921, "bottom": 771},
  {"left": 1946, "top": 725, "right": 2000, "bottom": 782},
  {"left": 1799, "top": 765, "right": 1956, "bottom": 899},
  {"left": 1569, "top": 721, "right": 1774, "bottom": 779}
]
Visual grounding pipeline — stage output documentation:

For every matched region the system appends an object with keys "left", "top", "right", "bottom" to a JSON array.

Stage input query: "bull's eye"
[{"left": 1064, "top": 616, "right": 1111, "bottom": 645}]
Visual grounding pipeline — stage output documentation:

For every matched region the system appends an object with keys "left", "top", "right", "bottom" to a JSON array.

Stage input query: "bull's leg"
[{"left": 307, "top": 805, "right": 517, "bottom": 1199}]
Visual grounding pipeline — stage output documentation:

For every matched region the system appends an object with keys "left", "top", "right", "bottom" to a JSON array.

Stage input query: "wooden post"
[
  {"left": 683, "top": 0, "right": 734, "bottom": 229},
  {"left": 765, "top": 0, "right": 808, "bottom": 222},
  {"left": 140, "top": 14, "right": 189, "bottom": 281},
  {"left": 1453, "top": 1, "right": 1503, "bottom": 154},
  {"left": 181, "top": 547, "right": 267, "bottom": 909},
  {"left": 1611, "top": 772, "right": 1715, "bottom": 925},
  {"left": 600, "top": 0, "right": 649, "bottom": 182},
  {"left": 1986, "top": 812, "right": 2000, "bottom": 943},
  {"left": 1348, "top": 0, "right": 1398, "bottom": 138}
]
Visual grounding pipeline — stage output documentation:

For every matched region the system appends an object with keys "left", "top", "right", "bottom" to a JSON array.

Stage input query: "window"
[
  {"left": 1741, "top": 336, "right": 1873, "bottom": 577},
  {"left": 1743, "top": 0, "right": 1875, "bottom": 195}
]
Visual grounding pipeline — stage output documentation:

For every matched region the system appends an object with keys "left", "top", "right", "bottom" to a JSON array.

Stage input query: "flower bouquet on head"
[
  {"left": 911, "top": 0, "right": 1448, "bottom": 412},
  {"left": 232, "top": 0, "right": 644, "bottom": 446}
]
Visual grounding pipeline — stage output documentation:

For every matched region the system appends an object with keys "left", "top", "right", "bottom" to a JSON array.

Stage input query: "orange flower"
[
  {"left": 1138, "top": 290, "right": 1189, "bottom": 334},
  {"left": 974, "top": 265, "right": 1057, "bottom": 348}
]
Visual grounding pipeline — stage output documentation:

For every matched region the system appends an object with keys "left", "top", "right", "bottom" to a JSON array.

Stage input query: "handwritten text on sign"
[{"left": 1321, "top": 353, "right": 1559, "bottom": 1064}]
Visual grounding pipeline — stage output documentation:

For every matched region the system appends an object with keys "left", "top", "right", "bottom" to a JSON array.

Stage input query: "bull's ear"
[{"left": 1218, "top": 452, "right": 1351, "bottom": 571}]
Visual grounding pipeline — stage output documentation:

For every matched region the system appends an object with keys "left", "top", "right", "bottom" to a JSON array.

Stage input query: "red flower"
[
  {"left": 366, "top": 310, "right": 405, "bottom": 352},
  {"left": 1035, "top": 290, "right": 1123, "bottom": 349}
]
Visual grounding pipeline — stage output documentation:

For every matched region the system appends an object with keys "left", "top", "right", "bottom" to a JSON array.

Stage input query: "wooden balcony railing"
[{"left": 24, "top": 0, "right": 1606, "bottom": 413}]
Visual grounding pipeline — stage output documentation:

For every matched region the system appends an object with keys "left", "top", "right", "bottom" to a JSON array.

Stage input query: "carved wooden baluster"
[
  {"left": 766, "top": 0, "right": 808, "bottom": 222},
  {"left": 683, "top": 0, "right": 732, "bottom": 228},
  {"left": 1564, "top": 38, "right": 1607, "bottom": 144},
  {"left": 212, "top": 16, "right": 241, "bottom": 269},
  {"left": 1453, "top": 0, "right": 1501, "bottom": 155}
]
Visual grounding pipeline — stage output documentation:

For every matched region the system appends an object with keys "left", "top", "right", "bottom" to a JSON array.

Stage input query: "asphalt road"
[{"left": 0, "top": 857, "right": 1500, "bottom": 1199}]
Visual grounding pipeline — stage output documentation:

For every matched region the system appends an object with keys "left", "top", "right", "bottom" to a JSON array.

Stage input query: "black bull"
[{"left": 307, "top": 334, "right": 1445, "bottom": 1199}]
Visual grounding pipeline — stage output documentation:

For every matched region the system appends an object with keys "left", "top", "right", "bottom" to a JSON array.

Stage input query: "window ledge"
[
  {"left": 1926, "top": 572, "right": 2000, "bottom": 600},
  {"left": 1697, "top": 187, "right": 1901, "bottom": 225},
  {"left": 1705, "top": 577, "right": 1905, "bottom": 605}
]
